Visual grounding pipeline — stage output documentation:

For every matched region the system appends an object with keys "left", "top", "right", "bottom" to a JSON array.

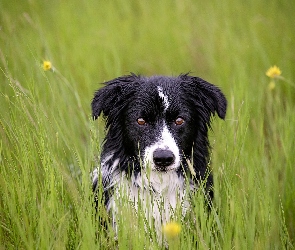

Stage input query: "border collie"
[{"left": 91, "top": 73, "right": 227, "bottom": 234}]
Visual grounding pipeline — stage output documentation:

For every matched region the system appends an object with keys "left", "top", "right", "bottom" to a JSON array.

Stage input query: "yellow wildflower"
[
  {"left": 163, "top": 222, "right": 181, "bottom": 238},
  {"left": 266, "top": 65, "right": 282, "bottom": 79},
  {"left": 43, "top": 61, "right": 52, "bottom": 71}
]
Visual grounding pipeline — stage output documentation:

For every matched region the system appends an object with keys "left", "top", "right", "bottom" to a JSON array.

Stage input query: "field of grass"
[{"left": 1, "top": 0, "right": 295, "bottom": 249}]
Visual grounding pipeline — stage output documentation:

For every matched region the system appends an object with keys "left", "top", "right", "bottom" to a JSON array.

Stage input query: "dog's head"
[{"left": 92, "top": 74, "right": 226, "bottom": 174}]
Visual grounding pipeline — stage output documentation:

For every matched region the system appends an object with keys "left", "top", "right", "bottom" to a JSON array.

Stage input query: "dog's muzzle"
[{"left": 153, "top": 148, "right": 175, "bottom": 171}]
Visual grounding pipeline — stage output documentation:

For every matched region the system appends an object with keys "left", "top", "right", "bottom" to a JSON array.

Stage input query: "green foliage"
[{"left": 0, "top": 0, "right": 294, "bottom": 248}]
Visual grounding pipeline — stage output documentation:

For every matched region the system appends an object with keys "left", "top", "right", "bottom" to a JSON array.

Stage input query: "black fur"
[{"left": 92, "top": 73, "right": 226, "bottom": 213}]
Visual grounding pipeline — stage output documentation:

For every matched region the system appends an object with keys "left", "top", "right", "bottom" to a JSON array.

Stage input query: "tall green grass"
[{"left": 1, "top": 0, "right": 294, "bottom": 248}]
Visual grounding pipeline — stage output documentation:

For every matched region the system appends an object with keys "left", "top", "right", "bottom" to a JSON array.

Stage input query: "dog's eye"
[
  {"left": 137, "top": 118, "right": 146, "bottom": 125},
  {"left": 175, "top": 117, "right": 185, "bottom": 126}
]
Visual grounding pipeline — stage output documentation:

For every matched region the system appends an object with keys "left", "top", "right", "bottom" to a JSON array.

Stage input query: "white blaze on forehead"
[
  {"left": 143, "top": 124, "right": 180, "bottom": 171},
  {"left": 157, "top": 86, "right": 169, "bottom": 111}
]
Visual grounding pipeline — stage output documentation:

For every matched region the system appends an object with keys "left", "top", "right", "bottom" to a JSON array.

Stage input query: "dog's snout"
[{"left": 153, "top": 149, "right": 175, "bottom": 170}]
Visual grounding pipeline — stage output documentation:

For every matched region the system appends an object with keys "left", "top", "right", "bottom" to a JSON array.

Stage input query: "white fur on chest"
[{"left": 107, "top": 170, "right": 192, "bottom": 231}]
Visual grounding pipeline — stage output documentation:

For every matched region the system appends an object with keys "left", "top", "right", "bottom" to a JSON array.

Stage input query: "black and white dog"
[{"left": 91, "top": 73, "right": 226, "bottom": 232}]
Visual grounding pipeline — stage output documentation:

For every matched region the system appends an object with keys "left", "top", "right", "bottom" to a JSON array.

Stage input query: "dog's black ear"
[
  {"left": 180, "top": 74, "right": 227, "bottom": 121},
  {"left": 92, "top": 74, "right": 139, "bottom": 119}
]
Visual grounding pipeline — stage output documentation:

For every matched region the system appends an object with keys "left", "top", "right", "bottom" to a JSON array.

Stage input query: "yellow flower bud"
[
  {"left": 268, "top": 81, "right": 276, "bottom": 90},
  {"left": 43, "top": 61, "right": 52, "bottom": 71},
  {"left": 163, "top": 222, "right": 181, "bottom": 238}
]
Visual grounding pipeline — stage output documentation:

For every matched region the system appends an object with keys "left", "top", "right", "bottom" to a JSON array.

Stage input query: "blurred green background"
[{"left": 0, "top": 0, "right": 294, "bottom": 248}]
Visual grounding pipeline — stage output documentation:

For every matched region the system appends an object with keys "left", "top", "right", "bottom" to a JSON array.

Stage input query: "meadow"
[{"left": 0, "top": 0, "right": 294, "bottom": 249}]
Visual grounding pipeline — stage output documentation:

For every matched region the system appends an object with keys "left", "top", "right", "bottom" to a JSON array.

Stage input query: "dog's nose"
[{"left": 153, "top": 149, "right": 175, "bottom": 170}]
